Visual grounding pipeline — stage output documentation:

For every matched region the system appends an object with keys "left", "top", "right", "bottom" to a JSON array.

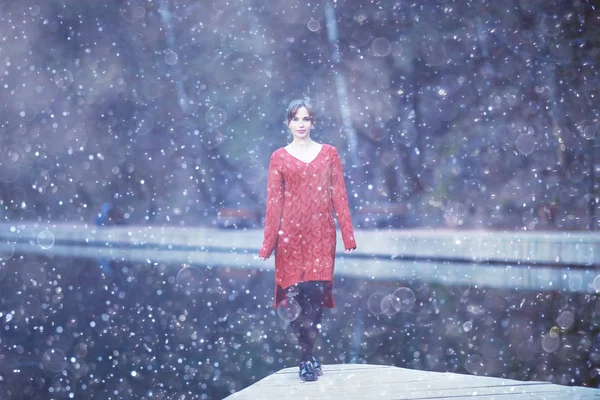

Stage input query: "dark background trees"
[{"left": 0, "top": 0, "right": 598, "bottom": 230}]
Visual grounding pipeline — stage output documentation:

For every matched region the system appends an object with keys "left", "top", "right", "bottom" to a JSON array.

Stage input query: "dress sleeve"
[
  {"left": 259, "top": 153, "right": 284, "bottom": 258},
  {"left": 330, "top": 147, "right": 357, "bottom": 250}
]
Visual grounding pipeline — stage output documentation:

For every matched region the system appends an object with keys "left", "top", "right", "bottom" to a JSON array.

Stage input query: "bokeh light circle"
[
  {"left": 53, "top": 69, "right": 74, "bottom": 88},
  {"left": 0, "top": 242, "right": 15, "bottom": 263},
  {"left": 396, "top": 129, "right": 416, "bottom": 147},
  {"left": 367, "top": 127, "right": 387, "bottom": 142},
  {"left": 121, "top": 3, "right": 146, "bottom": 23},
  {"left": 19, "top": 105, "right": 38, "bottom": 122},
  {"left": 200, "top": 130, "right": 225, "bottom": 149},
  {"left": 30, "top": 5, "right": 41, "bottom": 16},
  {"left": 50, "top": 372, "right": 75, "bottom": 399},
  {"left": 227, "top": 311, "right": 253, "bottom": 335},
  {"left": 307, "top": 19, "right": 321, "bottom": 32},
  {"left": 132, "top": 5, "right": 146, "bottom": 21},
  {"left": 347, "top": 23, "right": 371, "bottom": 47},
  {"left": 30, "top": 168, "right": 50, "bottom": 190},
  {"left": 372, "top": 37, "right": 391, "bottom": 57},
  {"left": 577, "top": 121, "right": 597, "bottom": 140},
  {"left": 367, "top": 292, "right": 387, "bottom": 315},
  {"left": 66, "top": 125, "right": 87, "bottom": 150},
  {"left": 540, "top": 14, "right": 562, "bottom": 37},
  {"left": 133, "top": 111, "right": 155, "bottom": 136},
  {"left": 542, "top": 332, "right": 560, "bottom": 353},
  {"left": 549, "top": 39, "right": 573, "bottom": 64},
  {"left": 391, "top": 287, "right": 416, "bottom": 312},
  {"left": 42, "top": 348, "right": 67, "bottom": 373},
  {"left": 464, "top": 353, "right": 485, "bottom": 375},
  {"left": 592, "top": 275, "right": 600, "bottom": 292},
  {"left": 463, "top": 320, "right": 473, "bottom": 332},
  {"left": 238, "top": 160, "right": 266, "bottom": 185},
  {"left": 2, "top": 145, "right": 25, "bottom": 167},
  {"left": 37, "top": 230, "right": 55, "bottom": 250},
  {"left": 276, "top": 298, "right": 301, "bottom": 322},
  {"left": 516, "top": 134, "right": 536, "bottom": 155},
  {"left": 164, "top": 51, "right": 179, "bottom": 66},
  {"left": 567, "top": 162, "right": 585, "bottom": 183},
  {"left": 21, "top": 262, "right": 47, "bottom": 288},
  {"left": 20, "top": 295, "right": 42, "bottom": 318},
  {"left": 50, "top": 331, "right": 75, "bottom": 352},
  {"left": 74, "top": 342, "right": 88, "bottom": 358},
  {"left": 0, "top": 166, "right": 20, "bottom": 183},
  {"left": 176, "top": 266, "right": 204, "bottom": 293},
  {"left": 381, "top": 294, "right": 397, "bottom": 316},
  {"left": 206, "top": 107, "right": 227, "bottom": 128},
  {"left": 381, "top": 150, "right": 398, "bottom": 167},
  {"left": 568, "top": 273, "right": 582, "bottom": 291},
  {"left": 556, "top": 310, "right": 575, "bottom": 330}
]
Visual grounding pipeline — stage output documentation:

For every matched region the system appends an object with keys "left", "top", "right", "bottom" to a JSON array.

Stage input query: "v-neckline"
[{"left": 283, "top": 144, "right": 325, "bottom": 164}]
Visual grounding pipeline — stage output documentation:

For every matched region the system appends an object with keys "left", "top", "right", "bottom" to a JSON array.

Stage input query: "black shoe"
[
  {"left": 299, "top": 361, "right": 318, "bottom": 382},
  {"left": 310, "top": 356, "right": 323, "bottom": 376}
]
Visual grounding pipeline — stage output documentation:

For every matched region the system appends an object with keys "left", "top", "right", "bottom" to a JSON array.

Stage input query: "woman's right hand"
[{"left": 258, "top": 247, "right": 271, "bottom": 260}]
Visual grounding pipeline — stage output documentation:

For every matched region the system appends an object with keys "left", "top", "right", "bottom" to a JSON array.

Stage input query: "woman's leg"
[{"left": 289, "top": 281, "right": 324, "bottom": 362}]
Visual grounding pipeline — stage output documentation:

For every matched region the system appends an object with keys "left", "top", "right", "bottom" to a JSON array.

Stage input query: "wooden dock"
[{"left": 225, "top": 364, "right": 599, "bottom": 400}]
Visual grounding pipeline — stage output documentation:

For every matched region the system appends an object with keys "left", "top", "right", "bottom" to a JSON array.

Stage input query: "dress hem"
[{"left": 274, "top": 280, "right": 335, "bottom": 309}]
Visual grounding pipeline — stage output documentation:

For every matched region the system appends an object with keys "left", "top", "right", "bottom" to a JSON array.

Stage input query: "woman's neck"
[{"left": 289, "top": 138, "right": 316, "bottom": 148}]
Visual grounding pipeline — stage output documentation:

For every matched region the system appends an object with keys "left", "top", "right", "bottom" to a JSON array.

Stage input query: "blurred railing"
[{"left": 0, "top": 222, "right": 599, "bottom": 293}]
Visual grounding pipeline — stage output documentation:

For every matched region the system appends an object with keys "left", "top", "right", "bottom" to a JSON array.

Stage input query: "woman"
[{"left": 258, "top": 99, "right": 357, "bottom": 382}]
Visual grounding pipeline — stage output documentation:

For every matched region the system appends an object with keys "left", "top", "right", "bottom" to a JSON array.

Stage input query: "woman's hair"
[{"left": 285, "top": 99, "right": 314, "bottom": 124}]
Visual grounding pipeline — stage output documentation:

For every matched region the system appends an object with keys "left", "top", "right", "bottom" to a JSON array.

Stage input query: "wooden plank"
[
  {"left": 225, "top": 364, "right": 599, "bottom": 400},
  {"left": 231, "top": 381, "right": 559, "bottom": 399},
  {"left": 257, "top": 367, "right": 543, "bottom": 388},
  {"left": 462, "top": 392, "right": 600, "bottom": 400}
]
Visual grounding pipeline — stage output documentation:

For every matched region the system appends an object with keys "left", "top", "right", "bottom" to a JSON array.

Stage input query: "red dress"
[{"left": 259, "top": 144, "right": 357, "bottom": 308}]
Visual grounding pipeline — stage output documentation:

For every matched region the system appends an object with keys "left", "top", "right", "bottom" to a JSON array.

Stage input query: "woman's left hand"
[{"left": 344, "top": 248, "right": 355, "bottom": 254}]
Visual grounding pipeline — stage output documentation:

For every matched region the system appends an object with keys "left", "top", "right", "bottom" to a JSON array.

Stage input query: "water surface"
[{"left": 0, "top": 254, "right": 598, "bottom": 399}]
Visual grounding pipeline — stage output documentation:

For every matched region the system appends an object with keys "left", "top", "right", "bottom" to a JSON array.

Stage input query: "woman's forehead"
[{"left": 294, "top": 107, "right": 310, "bottom": 117}]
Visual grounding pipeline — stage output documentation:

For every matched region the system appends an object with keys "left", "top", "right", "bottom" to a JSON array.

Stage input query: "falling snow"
[{"left": 0, "top": 0, "right": 599, "bottom": 398}]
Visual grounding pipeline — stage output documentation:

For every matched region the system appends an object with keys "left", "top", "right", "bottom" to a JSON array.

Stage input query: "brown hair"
[{"left": 285, "top": 99, "right": 314, "bottom": 124}]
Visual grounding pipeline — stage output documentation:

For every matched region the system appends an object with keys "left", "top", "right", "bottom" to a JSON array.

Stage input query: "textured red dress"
[{"left": 259, "top": 144, "right": 357, "bottom": 308}]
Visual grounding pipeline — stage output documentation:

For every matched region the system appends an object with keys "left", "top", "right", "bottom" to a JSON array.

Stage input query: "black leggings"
[{"left": 286, "top": 281, "right": 324, "bottom": 362}]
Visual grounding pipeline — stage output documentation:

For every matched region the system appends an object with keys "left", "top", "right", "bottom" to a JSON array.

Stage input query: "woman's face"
[{"left": 287, "top": 106, "right": 313, "bottom": 140}]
